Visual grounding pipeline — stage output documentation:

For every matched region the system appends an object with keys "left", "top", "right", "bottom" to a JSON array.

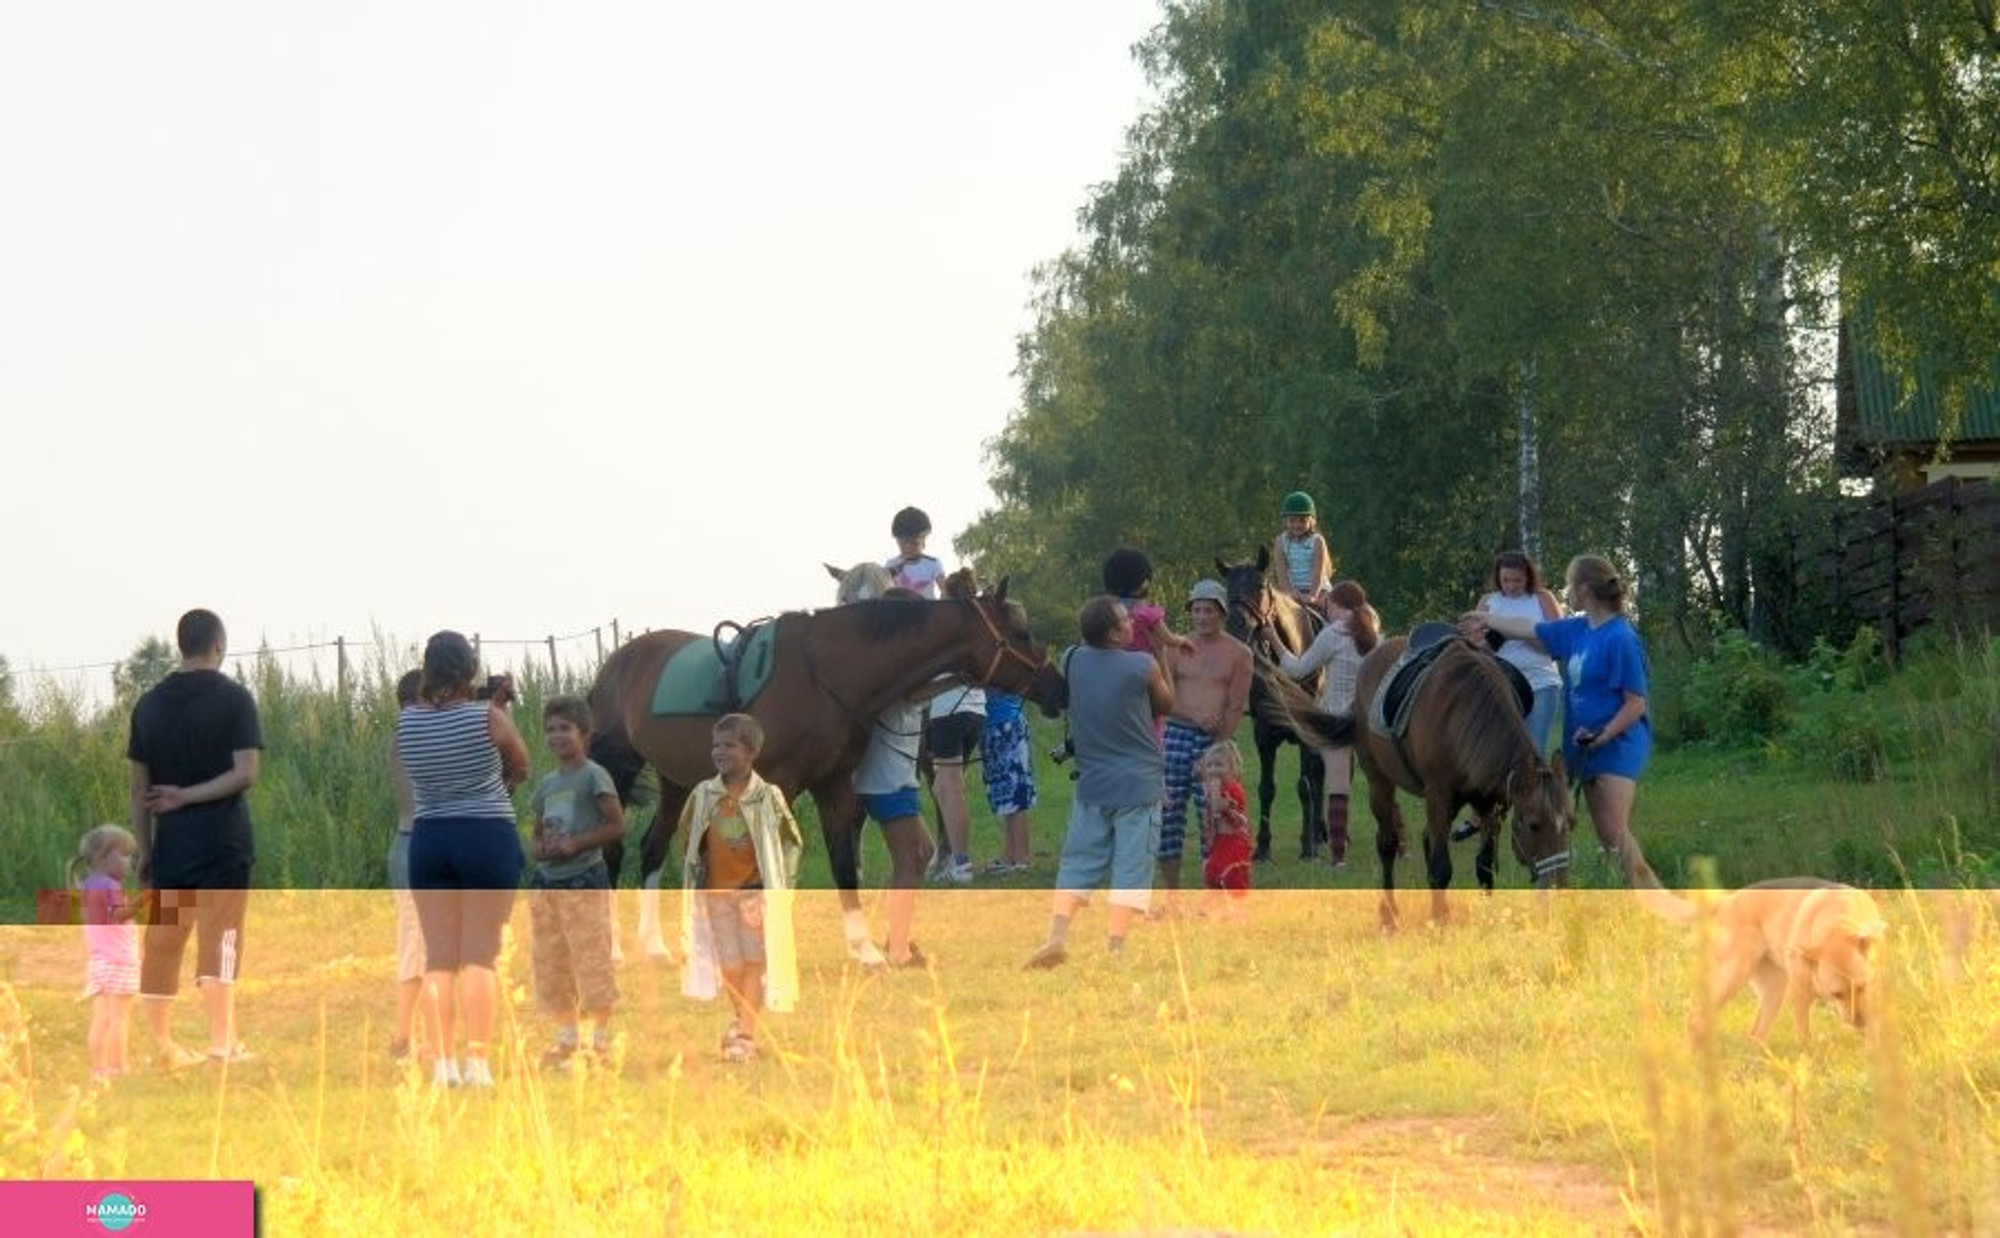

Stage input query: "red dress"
[{"left": 1201, "top": 779, "right": 1252, "bottom": 894}]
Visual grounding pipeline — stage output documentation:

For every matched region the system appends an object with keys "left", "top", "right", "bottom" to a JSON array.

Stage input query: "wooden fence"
[{"left": 1822, "top": 477, "right": 2000, "bottom": 657}]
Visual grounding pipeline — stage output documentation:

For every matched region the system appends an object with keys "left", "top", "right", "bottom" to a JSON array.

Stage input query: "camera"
[
  {"left": 475, "top": 673, "right": 516, "bottom": 705},
  {"left": 1047, "top": 735, "right": 1075, "bottom": 765}
]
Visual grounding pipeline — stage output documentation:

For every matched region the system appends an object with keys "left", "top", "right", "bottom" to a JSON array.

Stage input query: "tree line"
[{"left": 962, "top": 0, "right": 1997, "bottom": 651}]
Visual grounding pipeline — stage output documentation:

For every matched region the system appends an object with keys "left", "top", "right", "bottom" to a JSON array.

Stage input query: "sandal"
[
  {"left": 154, "top": 1044, "right": 205, "bottom": 1072},
  {"left": 206, "top": 1044, "right": 255, "bottom": 1065},
  {"left": 721, "top": 1026, "right": 757, "bottom": 1063}
]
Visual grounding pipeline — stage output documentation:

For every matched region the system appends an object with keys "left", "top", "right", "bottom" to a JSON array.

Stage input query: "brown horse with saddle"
[
  {"left": 1266, "top": 621, "right": 1573, "bottom": 930},
  {"left": 588, "top": 584, "right": 1062, "bottom": 961}
]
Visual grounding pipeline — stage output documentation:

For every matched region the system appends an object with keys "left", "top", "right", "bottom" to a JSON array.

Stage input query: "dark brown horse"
[
  {"left": 1269, "top": 631, "right": 1572, "bottom": 930},
  {"left": 1218, "top": 550, "right": 1327, "bottom": 861},
  {"left": 589, "top": 588, "right": 1060, "bottom": 960}
]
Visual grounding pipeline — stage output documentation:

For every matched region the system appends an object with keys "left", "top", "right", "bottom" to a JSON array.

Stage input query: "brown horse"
[
  {"left": 590, "top": 588, "right": 1059, "bottom": 960},
  {"left": 1268, "top": 631, "right": 1572, "bottom": 931},
  {"left": 1218, "top": 550, "right": 1327, "bottom": 861}
]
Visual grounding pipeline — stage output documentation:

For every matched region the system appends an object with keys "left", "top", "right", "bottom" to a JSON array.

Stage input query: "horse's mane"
[
  {"left": 1430, "top": 644, "right": 1530, "bottom": 784},
  {"left": 850, "top": 596, "right": 935, "bottom": 643}
]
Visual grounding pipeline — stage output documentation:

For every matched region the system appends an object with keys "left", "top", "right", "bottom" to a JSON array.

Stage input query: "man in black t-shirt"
[{"left": 127, "top": 608, "right": 263, "bottom": 1068}]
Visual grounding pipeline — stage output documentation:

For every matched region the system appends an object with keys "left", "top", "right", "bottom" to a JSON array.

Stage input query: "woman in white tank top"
[{"left": 1478, "top": 550, "right": 1563, "bottom": 754}]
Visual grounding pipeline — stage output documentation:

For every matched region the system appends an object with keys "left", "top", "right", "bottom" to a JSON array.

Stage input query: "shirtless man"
[{"left": 1156, "top": 580, "right": 1254, "bottom": 898}]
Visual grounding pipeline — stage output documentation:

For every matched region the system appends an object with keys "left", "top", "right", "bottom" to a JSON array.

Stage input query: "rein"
[{"left": 961, "top": 594, "right": 1049, "bottom": 685}]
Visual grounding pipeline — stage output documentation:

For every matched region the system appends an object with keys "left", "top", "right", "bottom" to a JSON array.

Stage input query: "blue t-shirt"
[{"left": 1536, "top": 614, "right": 1651, "bottom": 778}]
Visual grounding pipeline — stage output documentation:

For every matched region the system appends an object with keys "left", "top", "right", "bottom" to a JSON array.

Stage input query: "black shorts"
[{"left": 926, "top": 712, "right": 984, "bottom": 762}]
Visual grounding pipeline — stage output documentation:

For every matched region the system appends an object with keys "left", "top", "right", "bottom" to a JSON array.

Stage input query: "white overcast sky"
[{"left": 0, "top": 1, "right": 1158, "bottom": 691}]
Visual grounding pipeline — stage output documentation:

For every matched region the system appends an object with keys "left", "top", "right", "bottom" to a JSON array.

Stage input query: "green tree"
[{"left": 112, "top": 636, "right": 177, "bottom": 704}]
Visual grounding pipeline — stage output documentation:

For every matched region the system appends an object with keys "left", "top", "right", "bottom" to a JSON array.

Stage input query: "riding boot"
[{"left": 1326, "top": 794, "right": 1350, "bottom": 868}]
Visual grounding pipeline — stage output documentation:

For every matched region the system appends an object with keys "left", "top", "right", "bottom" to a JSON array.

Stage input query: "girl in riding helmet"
[{"left": 1271, "top": 491, "right": 1333, "bottom": 606}]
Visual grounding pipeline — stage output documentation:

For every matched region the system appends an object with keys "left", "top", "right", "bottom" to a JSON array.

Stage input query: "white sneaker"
[
  {"left": 944, "top": 860, "right": 975, "bottom": 885},
  {"left": 432, "top": 1059, "right": 463, "bottom": 1088},
  {"left": 461, "top": 1057, "right": 495, "bottom": 1087}
]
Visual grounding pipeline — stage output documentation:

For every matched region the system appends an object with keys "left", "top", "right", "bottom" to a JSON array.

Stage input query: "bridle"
[{"left": 961, "top": 594, "right": 1050, "bottom": 687}]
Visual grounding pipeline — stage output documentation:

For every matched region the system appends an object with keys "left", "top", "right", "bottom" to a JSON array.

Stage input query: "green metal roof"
[{"left": 1850, "top": 327, "right": 2000, "bottom": 445}]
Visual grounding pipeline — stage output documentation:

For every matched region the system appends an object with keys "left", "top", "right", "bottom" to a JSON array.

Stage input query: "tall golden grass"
[{"left": 2, "top": 886, "right": 1994, "bottom": 1235}]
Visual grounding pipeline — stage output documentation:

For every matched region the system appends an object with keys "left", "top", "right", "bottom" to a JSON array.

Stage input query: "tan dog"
[{"left": 1641, "top": 879, "right": 1887, "bottom": 1042}]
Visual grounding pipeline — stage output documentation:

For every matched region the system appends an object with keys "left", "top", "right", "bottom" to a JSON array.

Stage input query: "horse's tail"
[
  {"left": 589, "top": 729, "right": 646, "bottom": 806},
  {"left": 1635, "top": 886, "right": 1701, "bottom": 925},
  {"left": 1253, "top": 664, "right": 1355, "bottom": 749}
]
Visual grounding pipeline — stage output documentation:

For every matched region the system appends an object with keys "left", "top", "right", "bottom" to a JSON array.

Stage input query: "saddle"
[
  {"left": 1368, "top": 621, "right": 1534, "bottom": 742},
  {"left": 649, "top": 619, "right": 781, "bottom": 717}
]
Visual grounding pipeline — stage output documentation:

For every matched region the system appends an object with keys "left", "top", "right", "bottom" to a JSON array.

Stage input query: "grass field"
[
  {"left": 2, "top": 881, "right": 1996, "bottom": 1235},
  {"left": 2, "top": 633, "right": 1995, "bottom": 1233}
]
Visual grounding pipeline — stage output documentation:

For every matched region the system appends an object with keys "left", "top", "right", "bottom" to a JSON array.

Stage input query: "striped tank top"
[
  {"left": 1279, "top": 532, "right": 1324, "bottom": 592},
  {"left": 396, "top": 701, "right": 515, "bottom": 821}
]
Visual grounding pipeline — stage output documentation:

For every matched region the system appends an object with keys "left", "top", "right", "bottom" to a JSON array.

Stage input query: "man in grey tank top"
[{"left": 1025, "top": 596, "right": 1173, "bottom": 969}]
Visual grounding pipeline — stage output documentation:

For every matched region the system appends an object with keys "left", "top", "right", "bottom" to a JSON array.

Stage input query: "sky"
[{"left": 0, "top": 1, "right": 1160, "bottom": 697}]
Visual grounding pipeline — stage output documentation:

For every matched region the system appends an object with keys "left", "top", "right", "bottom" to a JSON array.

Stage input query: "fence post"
[
  {"left": 612, "top": 619, "right": 621, "bottom": 648},
  {"left": 594, "top": 626, "right": 603, "bottom": 665},
  {"left": 548, "top": 635, "right": 558, "bottom": 684},
  {"left": 473, "top": 633, "right": 482, "bottom": 666},
  {"left": 335, "top": 636, "right": 348, "bottom": 702}
]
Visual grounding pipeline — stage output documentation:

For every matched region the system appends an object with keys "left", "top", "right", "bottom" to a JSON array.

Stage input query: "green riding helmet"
[{"left": 1280, "top": 491, "right": 1316, "bottom": 518}]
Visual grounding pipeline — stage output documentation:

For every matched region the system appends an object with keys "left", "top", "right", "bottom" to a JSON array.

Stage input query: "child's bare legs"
[
  {"left": 394, "top": 977, "right": 423, "bottom": 1051},
  {"left": 932, "top": 759, "right": 973, "bottom": 873},
  {"left": 719, "top": 963, "right": 764, "bottom": 1050},
  {"left": 1000, "top": 810, "right": 1032, "bottom": 866},
  {"left": 90, "top": 993, "right": 133, "bottom": 1078},
  {"left": 881, "top": 816, "right": 933, "bottom": 964}
]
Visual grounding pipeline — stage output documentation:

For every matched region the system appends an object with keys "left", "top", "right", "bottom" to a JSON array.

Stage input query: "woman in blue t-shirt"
[{"left": 1462, "top": 554, "right": 1662, "bottom": 889}]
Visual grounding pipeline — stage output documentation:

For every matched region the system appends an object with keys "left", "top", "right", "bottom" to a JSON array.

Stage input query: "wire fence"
[{"left": 6, "top": 620, "right": 635, "bottom": 715}]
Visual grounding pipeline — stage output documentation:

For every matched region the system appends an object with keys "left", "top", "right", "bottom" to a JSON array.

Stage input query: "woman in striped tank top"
[{"left": 396, "top": 630, "right": 530, "bottom": 1087}]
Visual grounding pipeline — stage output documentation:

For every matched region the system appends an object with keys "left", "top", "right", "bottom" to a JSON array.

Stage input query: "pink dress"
[{"left": 82, "top": 873, "right": 138, "bottom": 997}]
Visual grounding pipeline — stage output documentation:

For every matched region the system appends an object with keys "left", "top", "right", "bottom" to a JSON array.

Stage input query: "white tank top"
[{"left": 1483, "top": 591, "right": 1561, "bottom": 690}]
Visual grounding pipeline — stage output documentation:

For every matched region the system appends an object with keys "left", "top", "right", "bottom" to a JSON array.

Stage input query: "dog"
[{"left": 1640, "top": 879, "right": 1887, "bottom": 1042}]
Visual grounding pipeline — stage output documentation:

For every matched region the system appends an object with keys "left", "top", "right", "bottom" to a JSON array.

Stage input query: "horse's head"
[
  {"left": 1216, "top": 552, "right": 1274, "bottom": 643},
  {"left": 830, "top": 560, "right": 894, "bottom": 605},
  {"left": 954, "top": 576, "right": 1056, "bottom": 702},
  {"left": 1506, "top": 752, "right": 1574, "bottom": 887}
]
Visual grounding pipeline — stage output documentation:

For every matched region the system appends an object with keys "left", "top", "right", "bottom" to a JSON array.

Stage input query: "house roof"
[{"left": 1849, "top": 324, "right": 2000, "bottom": 446}]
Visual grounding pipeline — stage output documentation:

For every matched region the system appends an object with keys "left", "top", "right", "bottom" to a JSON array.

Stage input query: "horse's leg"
[
  {"left": 1424, "top": 795, "right": 1455, "bottom": 925},
  {"left": 1252, "top": 722, "right": 1281, "bottom": 862},
  {"left": 634, "top": 785, "right": 687, "bottom": 960},
  {"left": 1296, "top": 743, "right": 1326, "bottom": 860},
  {"left": 814, "top": 780, "right": 886, "bottom": 967},
  {"left": 1473, "top": 809, "right": 1499, "bottom": 893},
  {"left": 1370, "top": 774, "right": 1404, "bottom": 933}
]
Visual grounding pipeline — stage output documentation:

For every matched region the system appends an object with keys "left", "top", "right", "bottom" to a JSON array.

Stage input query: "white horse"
[{"left": 827, "top": 560, "right": 893, "bottom": 604}]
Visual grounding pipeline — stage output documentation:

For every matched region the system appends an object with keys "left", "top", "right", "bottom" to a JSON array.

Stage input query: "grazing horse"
[
  {"left": 1218, "top": 550, "right": 1327, "bottom": 860},
  {"left": 590, "top": 589, "right": 1057, "bottom": 962},
  {"left": 1268, "top": 631, "right": 1572, "bottom": 931}
]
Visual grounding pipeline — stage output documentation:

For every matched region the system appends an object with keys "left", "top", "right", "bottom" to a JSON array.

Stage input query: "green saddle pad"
[{"left": 650, "top": 622, "right": 781, "bottom": 717}]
